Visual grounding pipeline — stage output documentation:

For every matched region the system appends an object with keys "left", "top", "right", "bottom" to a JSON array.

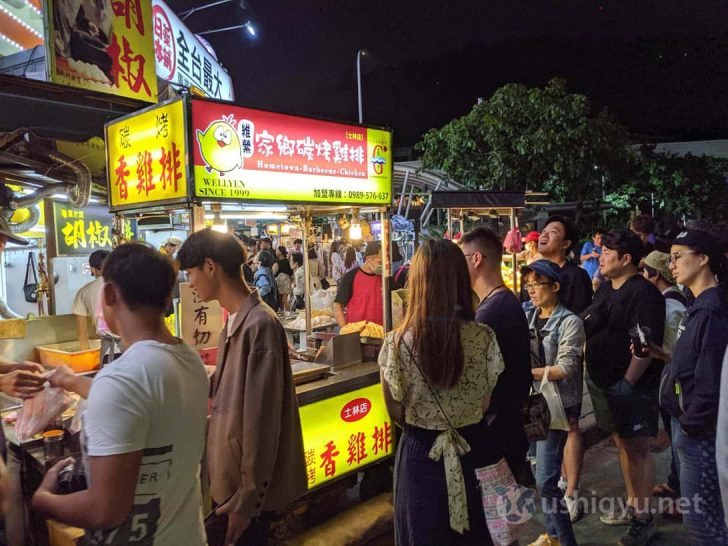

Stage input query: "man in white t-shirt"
[
  {"left": 33, "top": 244, "right": 209, "bottom": 546},
  {"left": 72, "top": 250, "right": 109, "bottom": 350}
]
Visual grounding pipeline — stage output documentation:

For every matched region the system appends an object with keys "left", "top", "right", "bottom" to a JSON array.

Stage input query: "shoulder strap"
[
  {"left": 664, "top": 290, "right": 687, "bottom": 306},
  {"left": 25, "top": 253, "right": 38, "bottom": 285},
  {"left": 399, "top": 337, "right": 469, "bottom": 452},
  {"left": 394, "top": 264, "right": 408, "bottom": 284}
]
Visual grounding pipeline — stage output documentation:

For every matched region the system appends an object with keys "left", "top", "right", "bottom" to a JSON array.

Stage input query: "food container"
[{"left": 36, "top": 340, "right": 101, "bottom": 372}]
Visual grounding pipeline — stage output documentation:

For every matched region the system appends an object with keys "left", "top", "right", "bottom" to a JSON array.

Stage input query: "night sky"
[{"left": 170, "top": 0, "right": 728, "bottom": 149}]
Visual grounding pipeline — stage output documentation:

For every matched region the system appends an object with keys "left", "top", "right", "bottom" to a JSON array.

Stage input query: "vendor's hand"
[
  {"left": 48, "top": 365, "right": 76, "bottom": 391},
  {"left": 13, "top": 361, "right": 44, "bottom": 374},
  {"left": 33, "top": 457, "right": 72, "bottom": 499},
  {"left": 0, "top": 369, "right": 46, "bottom": 398},
  {"left": 217, "top": 506, "right": 252, "bottom": 544}
]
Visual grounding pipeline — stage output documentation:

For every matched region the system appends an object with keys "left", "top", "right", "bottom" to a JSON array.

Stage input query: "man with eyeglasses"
[
  {"left": 584, "top": 230, "right": 665, "bottom": 545},
  {"left": 460, "top": 228, "right": 532, "bottom": 484}
]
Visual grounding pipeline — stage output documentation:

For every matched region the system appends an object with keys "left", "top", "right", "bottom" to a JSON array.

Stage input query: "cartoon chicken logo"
[{"left": 196, "top": 115, "right": 243, "bottom": 175}]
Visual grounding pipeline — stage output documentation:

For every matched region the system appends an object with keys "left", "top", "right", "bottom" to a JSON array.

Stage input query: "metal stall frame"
[{"left": 429, "top": 191, "right": 526, "bottom": 294}]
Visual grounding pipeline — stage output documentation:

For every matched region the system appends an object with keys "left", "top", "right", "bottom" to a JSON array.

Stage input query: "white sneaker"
[
  {"left": 564, "top": 495, "right": 582, "bottom": 523},
  {"left": 557, "top": 476, "right": 567, "bottom": 492}
]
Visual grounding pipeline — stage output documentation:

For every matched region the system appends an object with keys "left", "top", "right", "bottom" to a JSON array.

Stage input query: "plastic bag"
[
  {"left": 15, "top": 386, "right": 72, "bottom": 442},
  {"left": 539, "top": 366, "right": 569, "bottom": 431},
  {"left": 476, "top": 458, "right": 536, "bottom": 545},
  {"left": 310, "top": 288, "right": 335, "bottom": 312},
  {"left": 503, "top": 227, "right": 523, "bottom": 254}
]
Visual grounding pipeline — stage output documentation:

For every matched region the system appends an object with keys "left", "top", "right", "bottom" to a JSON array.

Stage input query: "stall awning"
[
  {"left": 0, "top": 74, "right": 145, "bottom": 140},
  {"left": 393, "top": 161, "right": 466, "bottom": 195},
  {"left": 429, "top": 191, "right": 525, "bottom": 210}
]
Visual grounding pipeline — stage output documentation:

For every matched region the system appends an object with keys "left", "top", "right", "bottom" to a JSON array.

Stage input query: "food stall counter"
[{"left": 294, "top": 361, "right": 380, "bottom": 406}]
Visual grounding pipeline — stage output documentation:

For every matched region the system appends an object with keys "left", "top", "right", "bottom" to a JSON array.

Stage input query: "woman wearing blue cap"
[{"left": 522, "top": 259, "right": 585, "bottom": 546}]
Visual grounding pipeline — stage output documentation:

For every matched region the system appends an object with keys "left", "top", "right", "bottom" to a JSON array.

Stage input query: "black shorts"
[{"left": 587, "top": 375, "right": 659, "bottom": 439}]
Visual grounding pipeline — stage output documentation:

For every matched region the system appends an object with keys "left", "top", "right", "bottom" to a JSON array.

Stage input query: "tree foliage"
[
  {"left": 416, "top": 78, "right": 728, "bottom": 229},
  {"left": 416, "top": 78, "right": 634, "bottom": 205}
]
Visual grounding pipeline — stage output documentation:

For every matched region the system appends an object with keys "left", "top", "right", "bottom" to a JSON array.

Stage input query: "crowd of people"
[
  {"left": 378, "top": 214, "right": 728, "bottom": 546},
  {"left": 234, "top": 235, "right": 408, "bottom": 319},
  {"left": 0, "top": 211, "right": 726, "bottom": 546}
]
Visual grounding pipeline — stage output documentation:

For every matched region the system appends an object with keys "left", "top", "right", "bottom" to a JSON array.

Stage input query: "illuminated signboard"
[
  {"left": 45, "top": 0, "right": 157, "bottom": 103},
  {"left": 106, "top": 98, "right": 189, "bottom": 210},
  {"left": 53, "top": 203, "right": 114, "bottom": 256},
  {"left": 190, "top": 99, "right": 393, "bottom": 205},
  {"left": 299, "top": 383, "right": 394, "bottom": 489},
  {"left": 152, "top": 0, "right": 234, "bottom": 101}
]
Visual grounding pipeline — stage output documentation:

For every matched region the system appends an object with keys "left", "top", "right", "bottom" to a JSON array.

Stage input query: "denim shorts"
[{"left": 587, "top": 376, "right": 659, "bottom": 438}]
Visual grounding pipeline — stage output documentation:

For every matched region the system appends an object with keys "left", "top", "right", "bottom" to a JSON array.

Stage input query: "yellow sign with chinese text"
[
  {"left": 106, "top": 99, "right": 188, "bottom": 209},
  {"left": 191, "top": 100, "right": 393, "bottom": 205},
  {"left": 45, "top": 0, "right": 158, "bottom": 102},
  {"left": 53, "top": 203, "right": 114, "bottom": 256},
  {"left": 299, "top": 383, "right": 394, "bottom": 489}
]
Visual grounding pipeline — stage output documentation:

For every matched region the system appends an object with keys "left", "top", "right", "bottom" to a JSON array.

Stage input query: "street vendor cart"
[
  {"left": 104, "top": 95, "right": 397, "bottom": 515},
  {"left": 428, "top": 190, "right": 526, "bottom": 293}
]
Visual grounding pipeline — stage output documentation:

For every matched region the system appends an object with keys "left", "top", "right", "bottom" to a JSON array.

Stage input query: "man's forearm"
[
  {"left": 334, "top": 304, "right": 347, "bottom": 328},
  {"left": 624, "top": 355, "right": 652, "bottom": 386},
  {"left": 62, "top": 375, "right": 93, "bottom": 399},
  {"left": 34, "top": 490, "right": 113, "bottom": 530}
]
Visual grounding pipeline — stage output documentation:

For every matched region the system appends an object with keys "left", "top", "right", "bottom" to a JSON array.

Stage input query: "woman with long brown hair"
[{"left": 378, "top": 239, "right": 505, "bottom": 544}]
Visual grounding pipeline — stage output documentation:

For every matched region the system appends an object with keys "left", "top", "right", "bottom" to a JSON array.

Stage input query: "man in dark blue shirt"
[{"left": 460, "top": 227, "right": 532, "bottom": 484}]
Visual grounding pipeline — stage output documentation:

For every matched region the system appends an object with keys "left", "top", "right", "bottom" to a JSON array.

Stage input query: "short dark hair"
[
  {"left": 102, "top": 243, "right": 175, "bottom": 312},
  {"left": 630, "top": 214, "right": 655, "bottom": 235},
  {"left": 291, "top": 252, "right": 304, "bottom": 267},
  {"left": 602, "top": 230, "right": 644, "bottom": 265},
  {"left": 177, "top": 228, "right": 247, "bottom": 279},
  {"left": 89, "top": 250, "right": 109, "bottom": 269},
  {"left": 260, "top": 237, "right": 272, "bottom": 245},
  {"left": 258, "top": 249, "right": 276, "bottom": 268},
  {"left": 544, "top": 215, "right": 579, "bottom": 253},
  {"left": 593, "top": 227, "right": 605, "bottom": 236},
  {"left": 277, "top": 245, "right": 288, "bottom": 256},
  {"left": 294, "top": 239, "right": 303, "bottom": 246},
  {"left": 460, "top": 227, "right": 503, "bottom": 263}
]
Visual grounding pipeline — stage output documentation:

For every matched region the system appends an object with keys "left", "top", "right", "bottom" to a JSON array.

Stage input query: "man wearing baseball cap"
[
  {"left": 639, "top": 251, "right": 688, "bottom": 516},
  {"left": 334, "top": 241, "right": 385, "bottom": 327},
  {"left": 520, "top": 231, "right": 542, "bottom": 264},
  {"left": 161, "top": 236, "right": 182, "bottom": 258}
]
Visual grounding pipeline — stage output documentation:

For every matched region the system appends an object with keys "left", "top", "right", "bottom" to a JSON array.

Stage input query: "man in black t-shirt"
[
  {"left": 460, "top": 228, "right": 532, "bottom": 483},
  {"left": 585, "top": 231, "right": 665, "bottom": 542},
  {"left": 538, "top": 215, "right": 593, "bottom": 314},
  {"left": 537, "top": 215, "right": 593, "bottom": 519}
]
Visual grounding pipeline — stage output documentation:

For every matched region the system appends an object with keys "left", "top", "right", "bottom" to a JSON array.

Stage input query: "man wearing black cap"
[
  {"left": 334, "top": 241, "right": 384, "bottom": 327},
  {"left": 72, "top": 250, "right": 109, "bottom": 350}
]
